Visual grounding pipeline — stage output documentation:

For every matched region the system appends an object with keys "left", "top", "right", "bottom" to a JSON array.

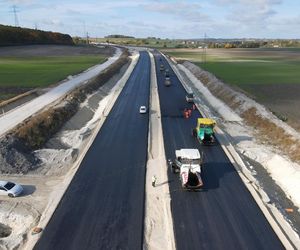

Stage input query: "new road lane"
[
  {"left": 35, "top": 51, "right": 150, "bottom": 250},
  {"left": 155, "top": 53, "right": 284, "bottom": 250}
]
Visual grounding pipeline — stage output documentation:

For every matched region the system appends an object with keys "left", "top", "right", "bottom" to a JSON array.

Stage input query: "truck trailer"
[{"left": 168, "top": 148, "right": 203, "bottom": 190}]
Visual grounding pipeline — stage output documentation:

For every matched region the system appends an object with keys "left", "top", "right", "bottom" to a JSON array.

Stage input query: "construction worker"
[
  {"left": 152, "top": 175, "right": 157, "bottom": 187},
  {"left": 184, "top": 111, "right": 188, "bottom": 119},
  {"left": 183, "top": 108, "right": 189, "bottom": 119}
]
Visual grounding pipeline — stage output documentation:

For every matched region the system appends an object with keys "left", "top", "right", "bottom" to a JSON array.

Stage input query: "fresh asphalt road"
[
  {"left": 35, "top": 51, "right": 150, "bottom": 250},
  {"left": 154, "top": 53, "right": 284, "bottom": 250}
]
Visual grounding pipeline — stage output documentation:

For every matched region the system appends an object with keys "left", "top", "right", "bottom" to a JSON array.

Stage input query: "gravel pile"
[{"left": 0, "top": 136, "right": 40, "bottom": 174}]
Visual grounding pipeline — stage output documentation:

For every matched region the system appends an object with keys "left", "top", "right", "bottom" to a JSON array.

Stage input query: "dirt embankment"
[
  {"left": 182, "top": 61, "right": 300, "bottom": 164},
  {"left": 0, "top": 49, "right": 130, "bottom": 174}
]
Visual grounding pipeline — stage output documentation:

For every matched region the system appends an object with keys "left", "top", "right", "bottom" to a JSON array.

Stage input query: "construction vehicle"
[
  {"left": 168, "top": 149, "right": 203, "bottom": 190},
  {"left": 165, "top": 69, "right": 170, "bottom": 77},
  {"left": 185, "top": 92, "right": 194, "bottom": 103},
  {"left": 192, "top": 118, "right": 216, "bottom": 144},
  {"left": 164, "top": 77, "right": 171, "bottom": 86}
]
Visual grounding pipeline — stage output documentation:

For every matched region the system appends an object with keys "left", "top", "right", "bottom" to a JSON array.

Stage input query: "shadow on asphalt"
[
  {"left": 155, "top": 179, "right": 173, "bottom": 187},
  {"left": 20, "top": 185, "right": 36, "bottom": 196},
  {"left": 201, "top": 162, "right": 236, "bottom": 191}
]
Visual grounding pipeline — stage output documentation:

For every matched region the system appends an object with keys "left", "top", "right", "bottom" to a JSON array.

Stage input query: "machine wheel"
[
  {"left": 171, "top": 164, "right": 179, "bottom": 174},
  {"left": 172, "top": 166, "right": 176, "bottom": 174},
  {"left": 8, "top": 193, "right": 14, "bottom": 198},
  {"left": 192, "top": 128, "right": 197, "bottom": 137}
]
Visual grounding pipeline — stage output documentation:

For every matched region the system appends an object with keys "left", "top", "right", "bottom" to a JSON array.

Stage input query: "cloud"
[
  {"left": 0, "top": 0, "right": 298, "bottom": 39},
  {"left": 142, "top": 1, "right": 210, "bottom": 23},
  {"left": 0, "top": 0, "right": 35, "bottom": 5},
  {"left": 214, "top": 0, "right": 282, "bottom": 6},
  {"left": 218, "top": 0, "right": 282, "bottom": 30},
  {"left": 41, "top": 19, "right": 64, "bottom": 27}
]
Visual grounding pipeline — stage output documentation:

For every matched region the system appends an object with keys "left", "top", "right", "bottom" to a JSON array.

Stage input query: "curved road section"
[
  {"left": 34, "top": 51, "right": 150, "bottom": 250},
  {"left": 154, "top": 52, "right": 284, "bottom": 250}
]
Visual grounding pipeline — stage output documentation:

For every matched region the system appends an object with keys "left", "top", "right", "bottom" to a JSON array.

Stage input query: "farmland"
[
  {"left": 163, "top": 48, "right": 300, "bottom": 84},
  {"left": 0, "top": 45, "right": 110, "bottom": 101},
  {"left": 93, "top": 37, "right": 179, "bottom": 48},
  {"left": 163, "top": 48, "right": 300, "bottom": 130}
]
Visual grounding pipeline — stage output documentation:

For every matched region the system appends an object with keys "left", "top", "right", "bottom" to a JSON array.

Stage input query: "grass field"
[
  {"left": 94, "top": 37, "right": 179, "bottom": 48},
  {"left": 0, "top": 56, "right": 106, "bottom": 88},
  {"left": 0, "top": 55, "right": 106, "bottom": 101},
  {"left": 163, "top": 48, "right": 300, "bottom": 86}
]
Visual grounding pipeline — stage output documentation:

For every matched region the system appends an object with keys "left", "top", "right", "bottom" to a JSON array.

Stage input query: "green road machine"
[{"left": 192, "top": 118, "right": 216, "bottom": 144}]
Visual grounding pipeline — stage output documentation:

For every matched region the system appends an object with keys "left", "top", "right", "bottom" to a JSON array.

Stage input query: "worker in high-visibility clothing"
[{"left": 152, "top": 175, "right": 157, "bottom": 187}]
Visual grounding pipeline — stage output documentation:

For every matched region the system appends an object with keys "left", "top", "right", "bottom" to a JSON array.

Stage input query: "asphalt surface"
[
  {"left": 154, "top": 53, "right": 284, "bottom": 250},
  {"left": 34, "top": 51, "right": 150, "bottom": 250}
]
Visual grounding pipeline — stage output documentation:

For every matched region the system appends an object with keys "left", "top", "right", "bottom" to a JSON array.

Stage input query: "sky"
[{"left": 0, "top": 0, "right": 299, "bottom": 39}]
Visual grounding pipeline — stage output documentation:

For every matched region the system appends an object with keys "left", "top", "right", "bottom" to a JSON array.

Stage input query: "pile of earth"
[{"left": 0, "top": 136, "right": 39, "bottom": 174}]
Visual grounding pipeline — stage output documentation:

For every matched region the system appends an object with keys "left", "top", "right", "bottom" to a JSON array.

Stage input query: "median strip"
[{"left": 143, "top": 51, "right": 175, "bottom": 250}]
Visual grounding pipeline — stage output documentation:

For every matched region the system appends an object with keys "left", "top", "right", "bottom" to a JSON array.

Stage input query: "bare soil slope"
[{"left": 242, "top": 83, "right": 300, "bottom": 131}]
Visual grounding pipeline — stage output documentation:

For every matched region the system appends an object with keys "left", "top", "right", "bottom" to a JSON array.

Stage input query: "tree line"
[{"left": 0, "top": 24, "right": 74, "bottom": 46}]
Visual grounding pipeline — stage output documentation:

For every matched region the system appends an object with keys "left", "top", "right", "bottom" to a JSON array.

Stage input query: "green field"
[
  {"left": 0, "top": 56, "right": 106, "bottom": 88},
  {"left": 0, "top": 55, "right": 106, "bottom": 101},
  {"left": 163, "top": 49, "right": 300, "bottom": 86},
  {"left": 94, "top": 37, "right": 179, "bottom": 48},
  {"left": 197, "top": 60, "right": 300, "bottom": 86}
]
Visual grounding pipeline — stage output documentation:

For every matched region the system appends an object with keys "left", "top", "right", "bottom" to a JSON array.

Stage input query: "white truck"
[{"left": 168, "top": 149, "right": 203, "bottom": 190}]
